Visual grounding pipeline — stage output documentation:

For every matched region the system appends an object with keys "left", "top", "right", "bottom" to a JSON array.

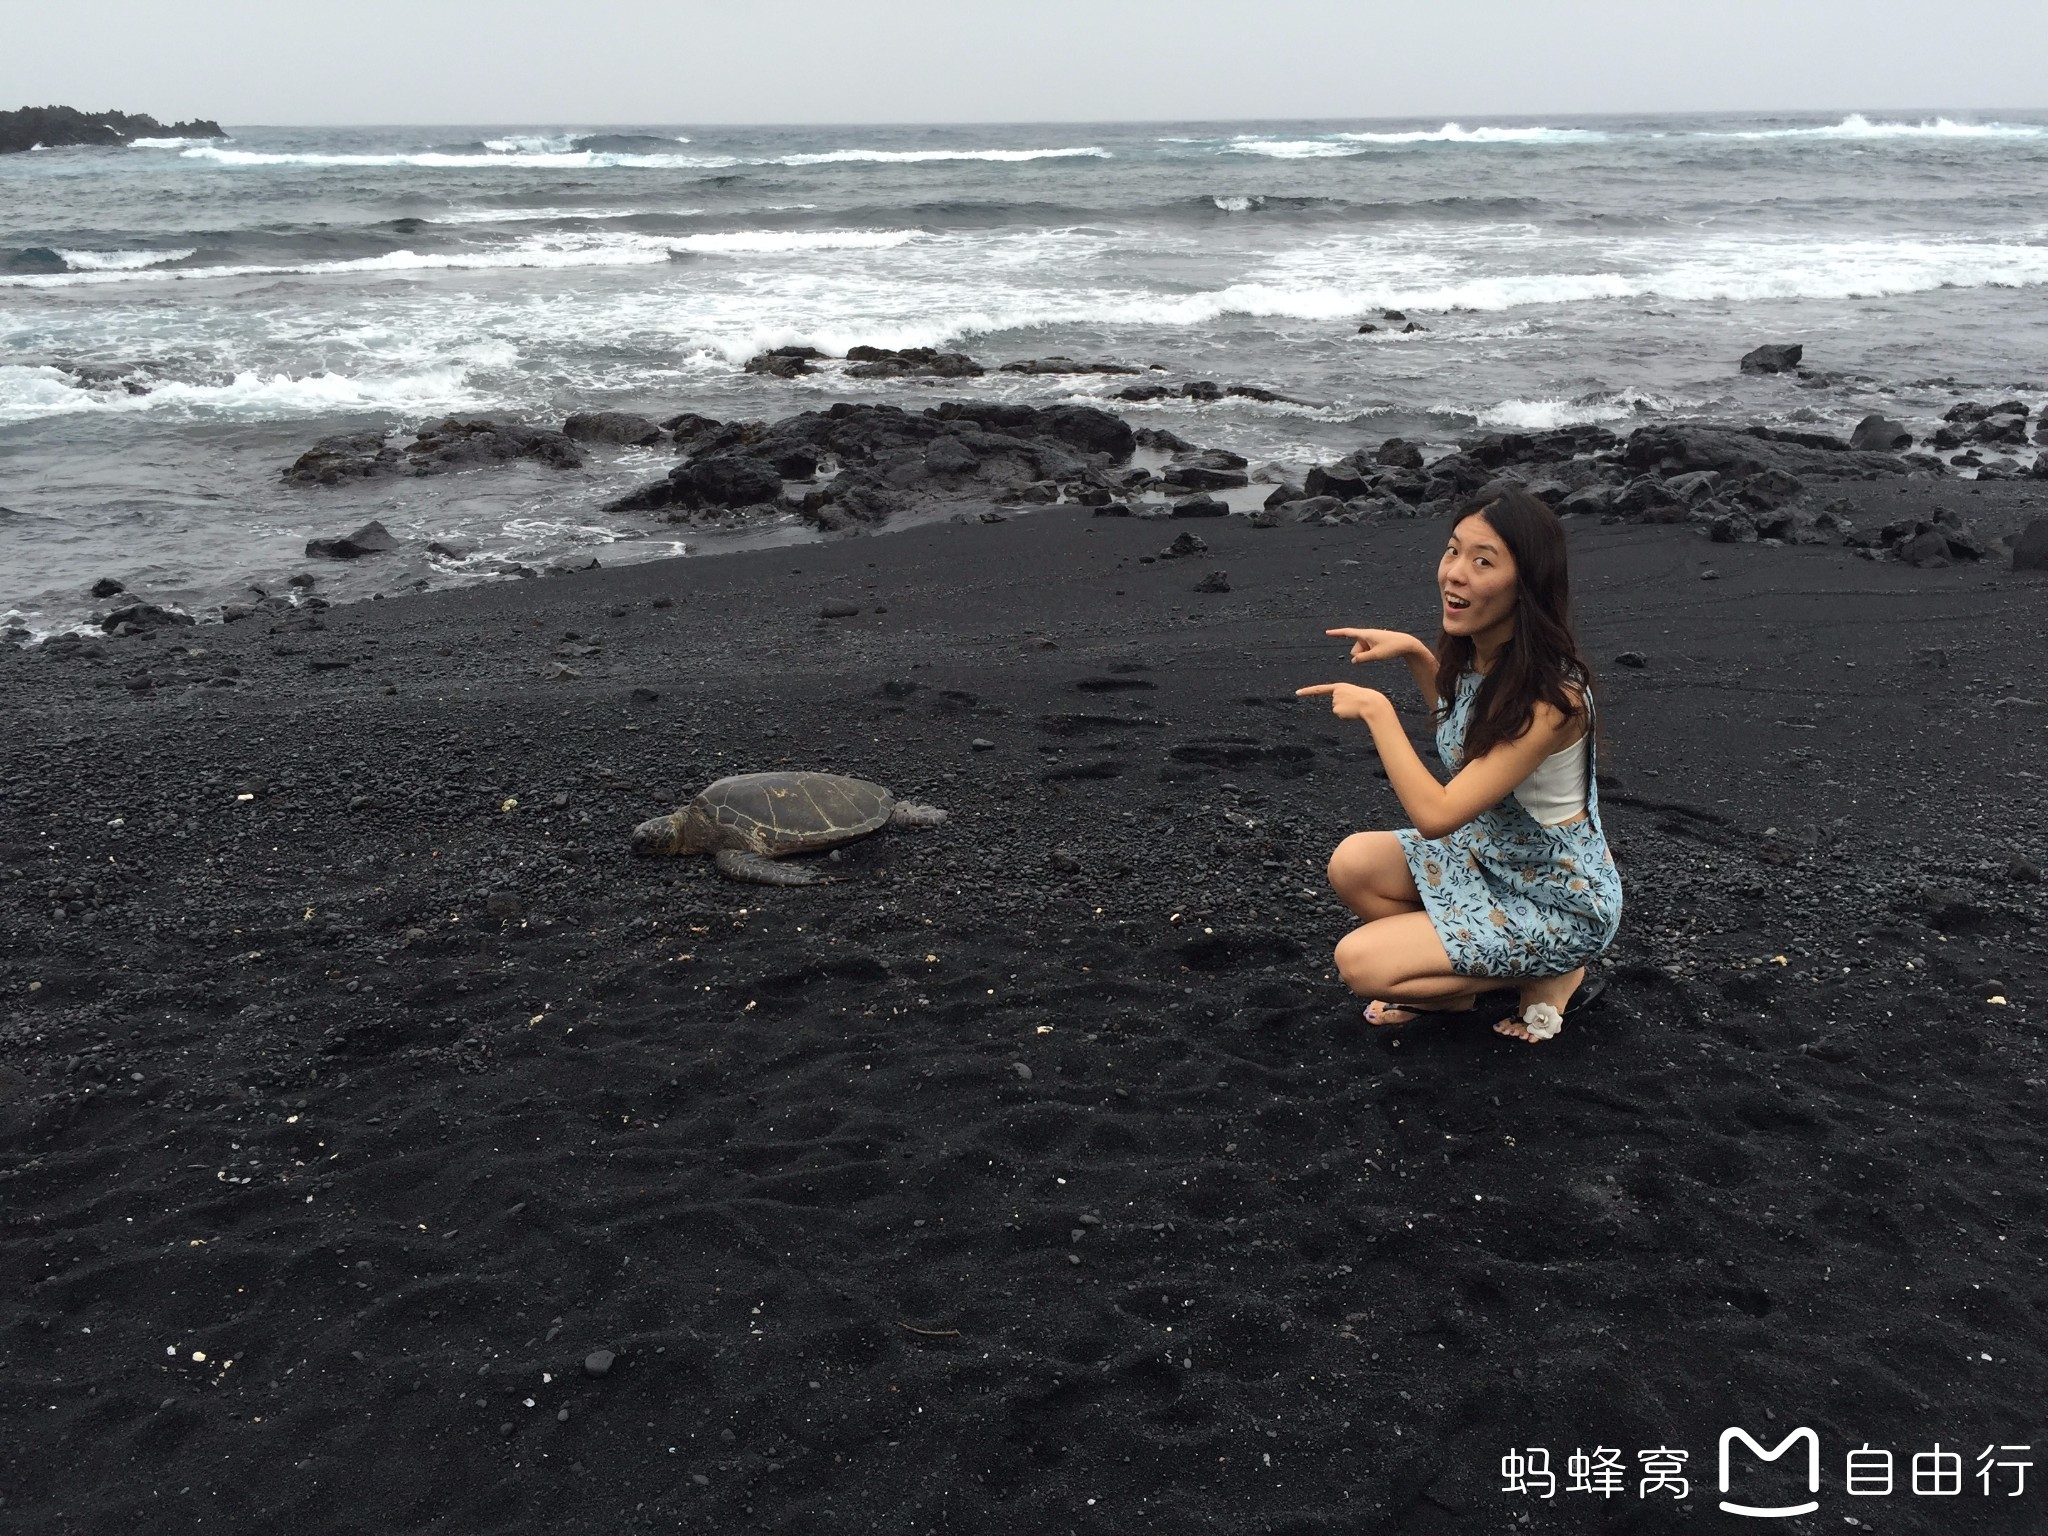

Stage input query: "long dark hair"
[{"left": 1433, "top": 482, "right": 1595, "bottom": 763}]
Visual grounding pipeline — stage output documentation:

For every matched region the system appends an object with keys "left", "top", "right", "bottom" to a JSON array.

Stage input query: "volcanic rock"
[
  {"left": 1161, "top": 450, "right": 1249, "bottom": 491},
  {"left": 0, "top": 106, "right": 225, "bottom": 155},
  {"left": 283, "top": 432, "right": 403, "bottom": 486},
  {"left": 744, "top": 352, "right": 816, "bottom": 379},
  {"left": 287, "top": 419, "right": 582, "bottom": 483},
  {"left": 679, "top": 454, "right": 784, "bottom": 509},
  {"left": 99, "top": 601, "right": 194, "bottom": 634},
  {"left": 1304, "top": 464, "right": 1370, "bottom": 501},
  {"left": 562, "top": 411, "right": 664, "bottom": 446},
  {"left": 999, "top": 358, "right": 1142, "bottom": 375},
  {"left": 1739, "top": 343, "right": 1804, "bottom": 375},
  {"left": 1849, "top": 415, "right": 1913, "bottom": 452},
  {"left": 844, "top": 347, "right": 983, "bottom": 379},
  {"left": 306, "top": 521, "right": 400, "bottom": 560},
  {"left": 1374, "top": 439, "right": 1426, "bottom": 471},
  {"left": 1170, "top": 494, "right": 1229, "bottom": 518}
]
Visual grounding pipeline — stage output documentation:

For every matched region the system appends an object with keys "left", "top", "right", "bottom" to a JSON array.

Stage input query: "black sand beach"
[{"left": 4, "top": 479, "right": 2047, "bottom": 1534}]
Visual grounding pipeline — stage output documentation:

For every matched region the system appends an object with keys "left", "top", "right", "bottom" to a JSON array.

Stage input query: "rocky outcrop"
[
  {"left": 844, "top": 346, "right": 984, "bottom": 380},
  {"left": 562, "top": 411, "right": 663, "bottom": 445},
  {"left": 743, "top": 348, "right": 822, "bottom": 379},
  {"left": 0, "top": 106, "right": 226, "bottom": 155},
  {"left": 1159, "top": 449, "right": 1248, "bottom": 492},
  {"left": 1113, "top": 379, "right": 1306, "bottom": 405},
  {"left": 306, "top": 520, "right": 399, "bottom": 560},
  {"left": 1849, "top": 414, "right": 1912, "bottom": 452},
  {"left": 603, "top": 400, "right": 1140, "bottom": 529},
  {"left": 999, "top": 358, "right": 1144, "bottom": 375},
  {"left": 283, "top": 418, "right": 583, "bottom": 484},
  {"left": 1739, "top": 343, "right": 1804, "bottom": 375}
]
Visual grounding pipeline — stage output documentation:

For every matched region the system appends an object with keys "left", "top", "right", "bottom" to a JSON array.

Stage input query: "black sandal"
[
  {"left": 1497, "top": 970, "right": 1609, "bottom": 1041},
  {"left": 1365, "top": 987, "right": 1518, "bottom": 1028}
]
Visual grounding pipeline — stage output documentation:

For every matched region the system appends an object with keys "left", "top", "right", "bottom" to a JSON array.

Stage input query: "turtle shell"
[{"left": 696, "top": 772, "right": 894, "bottom": 854}]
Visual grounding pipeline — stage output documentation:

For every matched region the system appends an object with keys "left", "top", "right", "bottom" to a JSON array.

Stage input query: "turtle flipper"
[
  {"left": 889, "top": 802, "right": 947, "bottom": 829},
  {"left": 714, "top": 849, "right": 824, "bottom": 886}
]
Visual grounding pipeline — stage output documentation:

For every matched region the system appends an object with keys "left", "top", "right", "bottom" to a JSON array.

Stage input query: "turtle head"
[{"left": 630, "top": 812, "right": 684, "bottom": 857}]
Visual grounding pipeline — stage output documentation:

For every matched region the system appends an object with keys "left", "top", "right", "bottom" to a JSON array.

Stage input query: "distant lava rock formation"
[{"left": 0, "top": 105, "right": 226, "bottom": 154}]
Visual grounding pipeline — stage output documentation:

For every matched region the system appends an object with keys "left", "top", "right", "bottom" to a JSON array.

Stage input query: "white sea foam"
[
  {"left": 776, "top": 146, "right": 1110, "bottom": 165},
  {"left": 0, "top": 360, "right": 486, "bottom": 424},
  {"left": 127, "top": 136, "right": 228, "bottom": 149},
  {"left": 667, "top": 230, "right": 918, "bottom": 255},
  {"left": 1212, "top": 195, "right": 1263, "bottom": 213},
  {"left": 1472, "top": 390, "right": 1677, "bottom": 431},
  {"left": 1224, "top": 125, "right": 1605, "bottom": 157},
  {"left": 1707, "top": 113, "right": 2048, "bottom": 141},
  {"left": 0, "top": 229, "right": 924, "bottom": 288},
  {"left": 438, "top": 206, "right": 695, "bottom": 225},
  {"left": 53, "top": 248, "right": 196, "bottom": 271},
  {"left": 177, "top": 144, "right": 1104, "bottom": 171},
  {"left": 480, "top": 134, "right": 578, "bottom": 154},
  {"left": 181, "top": 146, "right": 739, "bottom": 170}
]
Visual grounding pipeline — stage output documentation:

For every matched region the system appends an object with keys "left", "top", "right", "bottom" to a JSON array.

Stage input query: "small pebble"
[
  {"left": 691, "top": 1473, "right": 710, "bottom": 1487},
  {"left": 1011, "top": 1062, "right": 1033, "bottom": 1081},
  {"left": 583, "top": 1349, "right": 615, "bottom": 1379},
  {"left": 971, "top": 738, "right": 995, "bottom": 751},
  {"left": 557, "top": 1407, "right": 570, "bottom": 1423},
  {"left": 1614, "top": 651, "right": 1648, "bottom": 669}
]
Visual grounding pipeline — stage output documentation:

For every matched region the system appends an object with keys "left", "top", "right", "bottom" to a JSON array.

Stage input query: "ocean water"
[{"left": 4, "top": 113, "right": 2046, "bottom": 629}]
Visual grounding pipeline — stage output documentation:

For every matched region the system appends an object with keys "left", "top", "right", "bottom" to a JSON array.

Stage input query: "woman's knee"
[
  {"left": 1327, "top": 830, "right": 1389, "bottom": 890},
  {"left": 1333, "top": 928, "right": 1391, "bottom": 994}
]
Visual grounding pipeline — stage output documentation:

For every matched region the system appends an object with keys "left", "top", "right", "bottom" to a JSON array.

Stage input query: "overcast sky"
[{"left": 4, "top": 0, "right": 2040, "bottom": 126}]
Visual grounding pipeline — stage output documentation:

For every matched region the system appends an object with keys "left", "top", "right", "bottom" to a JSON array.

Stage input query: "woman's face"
[{"left": 1439, "top": 513, "right": 1519, "bottom": 644}]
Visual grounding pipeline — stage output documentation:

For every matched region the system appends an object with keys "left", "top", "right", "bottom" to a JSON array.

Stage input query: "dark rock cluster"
[
  {"left": 602, "top": 401, "right": 1139, "bottom": 530},
  {"left": 0, "top": 105, "right": 225, "bottom": 155},
  {"left": 1115, "top": 379, "right": 1302, "bottom": 405},
  {"left": 1268, "top": 419, "right": 2008, "bottom": 561},
  {"left": 283, "top": 419, "right": 583, "bottom": 485}
]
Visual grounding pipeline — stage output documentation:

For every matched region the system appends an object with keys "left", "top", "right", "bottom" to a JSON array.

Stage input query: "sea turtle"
[{"left": 630, "top": 771, "right": 947, "bottom": 885}]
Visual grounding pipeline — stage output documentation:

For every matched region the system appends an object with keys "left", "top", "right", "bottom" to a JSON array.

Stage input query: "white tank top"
[{"left": 1513, "top": 725, "right": 1589, "bottom": 825}]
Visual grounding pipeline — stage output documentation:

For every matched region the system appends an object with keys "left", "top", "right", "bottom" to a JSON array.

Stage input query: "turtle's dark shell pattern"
[{"left": 696, "top": 773, "right": 894, "bottom": 854}]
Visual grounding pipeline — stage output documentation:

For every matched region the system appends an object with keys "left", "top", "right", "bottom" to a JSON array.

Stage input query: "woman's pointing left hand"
[{"left": 1295, "top": 682, "right": 1393, "bottom": 723}]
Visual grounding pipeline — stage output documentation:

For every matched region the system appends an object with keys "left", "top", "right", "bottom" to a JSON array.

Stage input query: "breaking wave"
[
  {"left": 0, "top": 360, "right": 489, "bottom": 424},
  {"left": 51, "top": 248, "right": 196, "bottom": 271},
  {"left": 0, "top": 229, "right": 923, "bottom": 287},
  {"left": 1706, "top": 113, "right": 2048, "bottom": 141}
]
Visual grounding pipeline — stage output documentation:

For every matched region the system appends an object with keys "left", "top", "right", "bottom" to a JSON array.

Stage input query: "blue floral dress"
[{"left": 1395, "top": 670, "right": 1623, "bottom": 978}]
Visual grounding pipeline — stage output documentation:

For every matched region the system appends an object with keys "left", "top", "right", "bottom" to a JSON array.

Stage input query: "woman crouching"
[{"left": 1296, "top": 484, "right": 1622, "bottom": 1043}]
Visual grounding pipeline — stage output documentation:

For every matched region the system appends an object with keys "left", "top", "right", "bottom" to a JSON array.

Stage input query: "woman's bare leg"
[
  {"left": 1327, "top": 834, "right": 1479, "bottom": 1022},
  {"left": 1332, "top": 911, "right": 1487, "bottom": 1025}
]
